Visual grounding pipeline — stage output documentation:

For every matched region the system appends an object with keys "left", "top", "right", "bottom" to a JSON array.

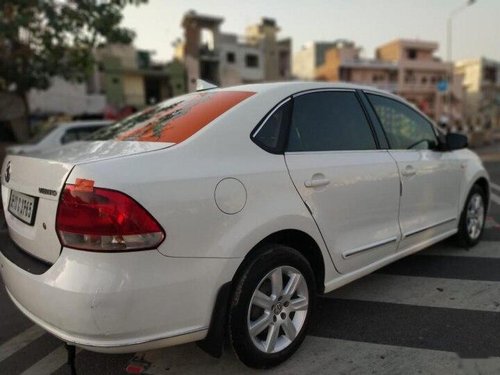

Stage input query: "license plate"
[{"left": 8, "top": 190, "right": 38, "bottom": 226}]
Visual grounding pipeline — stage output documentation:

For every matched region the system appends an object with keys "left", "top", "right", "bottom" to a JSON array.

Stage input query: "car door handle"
[
  {"left": 304, "top": 177, "right": 330, "bottom": 188},
  {"left": 401, "top": 165, "right": 416, "bottom": 177}
]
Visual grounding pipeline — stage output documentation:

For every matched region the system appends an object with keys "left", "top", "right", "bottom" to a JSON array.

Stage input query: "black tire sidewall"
[{"left": 229, "top": 244, "right": 316, "bottom": 369}]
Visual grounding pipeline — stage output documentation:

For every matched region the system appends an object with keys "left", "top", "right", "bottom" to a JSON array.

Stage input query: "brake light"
[{"left": 56, "top": 184, "right": 165, "bottom": 251}]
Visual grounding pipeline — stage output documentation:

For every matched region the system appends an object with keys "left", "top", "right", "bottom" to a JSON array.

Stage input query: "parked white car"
[
  {"left": 0, "top": 82, "right": 490, "bottom": 368},
  {"left": 6, "top": 120, "right": 112, "bottom": 155}
]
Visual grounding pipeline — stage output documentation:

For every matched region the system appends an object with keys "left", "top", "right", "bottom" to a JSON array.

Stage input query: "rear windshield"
[{"left": 87, "top": 90, "right": 255, "bottom": 143}]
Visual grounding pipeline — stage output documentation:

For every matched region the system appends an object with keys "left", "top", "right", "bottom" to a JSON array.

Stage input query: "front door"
[
  {"left": 365, "top": 93, "right": 462, "bottom": 249},
  {"left": 284, "top": 90, "right": 401, "bottom": 274}
]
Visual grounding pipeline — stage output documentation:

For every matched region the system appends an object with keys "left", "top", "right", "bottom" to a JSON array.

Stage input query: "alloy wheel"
[{"left": 247, "top": 266, "right": 309, "bottom": 354}]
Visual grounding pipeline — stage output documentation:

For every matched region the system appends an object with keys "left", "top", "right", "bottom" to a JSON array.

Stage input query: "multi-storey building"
[
  {"left": 176, "top": 11, "right": 292, "bottom": 92},
  {"left": 455, "top": 58, "right": 500, "bottom": 131},
  {"left": 313, "top": 39, "right": 463, "bottom": 126},
  {"left": 293, "top": 41, "right": 349, "bottom": 80},
  {"left": 95, "top": 44, "right": 187, "bottom": 109}
]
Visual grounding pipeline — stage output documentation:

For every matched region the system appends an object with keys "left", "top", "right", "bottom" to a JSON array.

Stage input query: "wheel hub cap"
[
  {"left": 466, "top": 193, "right": 485, "bottom": 240},
  {"left": 272, "top": 303, "right": 283, "bottom": 315},
  {"left": 247, "top": 266, "right": 309, "bottom": 354}
]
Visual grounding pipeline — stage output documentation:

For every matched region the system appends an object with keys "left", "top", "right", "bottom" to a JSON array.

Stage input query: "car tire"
[
  {"left": 228, "top": 244, "right": 316, "bottom": 369},
  {"left": 457, "top": 184, "right": 487, "bottom": 248}
]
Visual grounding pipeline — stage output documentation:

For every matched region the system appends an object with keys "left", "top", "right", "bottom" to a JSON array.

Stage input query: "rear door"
[
  {"left": 284, "top": 90, "right": 401, "bottom": 274},
  {"left": 365, "top": 92, "right": 462, "bottom": 249}
]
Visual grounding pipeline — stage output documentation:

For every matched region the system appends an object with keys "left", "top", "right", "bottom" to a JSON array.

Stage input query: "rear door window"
[
  {"left": 287, "top": 91, "right": 376, "bottom": 152},
  {"left": 87, "top": 91, "right": 255, "bottom": 143},
  {"left": 252, "top": 99, "right": 292, "bottom": 153}
]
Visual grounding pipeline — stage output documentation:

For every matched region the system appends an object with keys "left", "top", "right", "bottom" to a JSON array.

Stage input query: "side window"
[
  {"left": 77, "top": 126, "right": 104, "bottom": 140},
  {"left": 252, "top": 100, "right": 292, "bottom": 152},
  {"left": 367, "top": 94, "right": 438, "bottom": 150},
  {"left": 61, "top": 126, "right": 104, "bottom": 144},
  {"left": 287, "top": 91, "right": 376, "bottom": 152},
  {"left": 61, "top": 129, "right": 79, "bottom": 144}
]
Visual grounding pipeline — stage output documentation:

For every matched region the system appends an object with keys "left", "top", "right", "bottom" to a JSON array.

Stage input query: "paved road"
[{"left": 1, "top": 160, "right": 500, "bottom": 374}]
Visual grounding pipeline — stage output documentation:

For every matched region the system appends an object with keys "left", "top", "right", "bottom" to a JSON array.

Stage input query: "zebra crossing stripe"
[
  {"left": 136, "top": 336, "right": 500, "bottom": 375},
  {"left": 490, "top": 192, "right": 500, "bottom": 206},
  {"left": 20, "top": 346, "right": 82, "bottom": 375},
  {"left": 324, "top": 273, "right": 500, "bottom": 312},
  {"left": 490, "top": 182, "right": 500, "bottom": 193},
  {"left": 0, "top": 325, "right": 45, "bottom": 363},
  {"left": 423, "top": 240, "right": 500, "bottom": 258}
]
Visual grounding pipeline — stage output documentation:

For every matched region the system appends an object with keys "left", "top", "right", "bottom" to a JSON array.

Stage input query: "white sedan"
[
  {"left": 6, "top": 120, "right": 112, "bottom": 155},
  {"left": 0, "top": 82, "right": 490, "bottom": 368}
]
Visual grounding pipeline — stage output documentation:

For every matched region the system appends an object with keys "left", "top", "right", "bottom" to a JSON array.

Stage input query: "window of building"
[
  {"left": 408, "top": 49, "right": 417, "bottom": 60},
  {"left": 286, "top": 91, "right": 376, "bottom": 152},
  {"left": 484, "top": 67, "right": 497, "bottom": 83},
  {"left": 245, "top": 54, "right": 259, "bottom": 68},
  {"left": 405, "top": 70, "right": 415, "bottom": 84},
  {"left": 421, "top": 76, "right": 428, "bottom": 84},
  {"left": 226, "top": 52, "right": 236, "bottom": 64},
  {"left": 367, "top": 94, "right": 438, "bottom": 150}
]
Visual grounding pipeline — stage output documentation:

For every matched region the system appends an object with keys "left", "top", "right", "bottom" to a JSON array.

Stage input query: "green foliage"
[{"left": 0, "top": 0, "right": 147, "bottom": 95}]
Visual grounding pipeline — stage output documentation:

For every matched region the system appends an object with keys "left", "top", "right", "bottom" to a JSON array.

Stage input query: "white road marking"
[
  {"left": 490, "top": 192, "right": 500, "bottom": 206},
  {"left": 490, "top": 182, "right": 500, "bottom": 193},
  {"left": 423, "top": 240, "right": 500, "bottom": 258},
  {"left": 138, "top": 337, "right": 500, "bottom": 374},
  {"left": 0, "top": 325, "right": 45, "bottom": 362},
  {"left": 20, "top": 346, "right": 82, "bottom": 375},
  {"left": 324, "top": 273, "right": 500, "bottom": 312}
]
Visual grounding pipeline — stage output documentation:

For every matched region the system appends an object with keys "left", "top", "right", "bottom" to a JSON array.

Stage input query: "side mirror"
[{"left": 445, "top": 133, "right": 468, "bottom": 151}]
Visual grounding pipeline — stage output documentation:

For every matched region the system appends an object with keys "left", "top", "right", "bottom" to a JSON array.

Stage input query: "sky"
[{"left": 122, "top": 0, "right": 500, "bottom": 63}]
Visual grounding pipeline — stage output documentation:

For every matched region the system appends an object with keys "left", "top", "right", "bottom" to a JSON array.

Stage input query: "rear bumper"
[{"left": 0, "top": 239, "right": 241, "bottom": 353}]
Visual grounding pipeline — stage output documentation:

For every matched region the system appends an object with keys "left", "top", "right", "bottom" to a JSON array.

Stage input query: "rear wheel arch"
[
  {"left": 197, "top": 229, "right": 325, "bottom": 359},
  {"left": 234, "top": 229, "right": 326, "bottom": 294}
]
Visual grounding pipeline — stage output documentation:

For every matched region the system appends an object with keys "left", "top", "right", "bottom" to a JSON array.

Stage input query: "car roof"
[
  {"left": 216, "top": 81, "right": 418, "bottom": 114},
  {"left": 217, "top": 81, "right": 397, "bottom": 97}
]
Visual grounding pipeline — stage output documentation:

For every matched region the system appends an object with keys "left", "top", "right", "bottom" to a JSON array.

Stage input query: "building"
[
  {"left": 455, "top": 58, "right": 500, "bottom": 131},
  {"left": 313, "top": 39, "right": 463, "bottom": 126},
  {"left": 293, "top": 41, "right": 347, "bottom": 80},
  {"left": 28, "top": 77, "right": 106, "bottom": 117},
  {"left": 95, "top": 44, "right": 187, "bottom": 109},
  {"left": 177, "top": 11, "right": 292, "bottom": 92}
]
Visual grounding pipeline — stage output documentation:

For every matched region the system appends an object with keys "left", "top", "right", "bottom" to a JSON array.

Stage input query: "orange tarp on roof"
[{"left": 117, "top": 91, "right": 255, "bottom": 143}]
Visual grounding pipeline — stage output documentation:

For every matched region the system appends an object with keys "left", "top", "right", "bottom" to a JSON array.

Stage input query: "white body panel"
[
  {"left": 390, "top": 149, "right": 462, "bottom": 246},
  {"left": 285, "top": 150, "right": 401, "bottom": 273},
  {"left": 0, "top": 81, "right": 490, "bottom": 353},
  {"left": 0, "top": 246, "right": 239, "bottom": 352}
]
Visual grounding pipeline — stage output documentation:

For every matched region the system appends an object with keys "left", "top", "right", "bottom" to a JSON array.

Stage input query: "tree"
[{"left": 0, "top": 0, "right": 146, "bottom": 138}]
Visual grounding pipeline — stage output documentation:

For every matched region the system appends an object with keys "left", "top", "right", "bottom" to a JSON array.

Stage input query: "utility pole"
[{"left": 446, "top": 0, "right": 476, "bottom": 129}]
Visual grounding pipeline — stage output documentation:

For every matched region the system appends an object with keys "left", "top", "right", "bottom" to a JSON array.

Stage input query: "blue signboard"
[{"left": 437, "top": 80, "right": 448, "bottom": 92}]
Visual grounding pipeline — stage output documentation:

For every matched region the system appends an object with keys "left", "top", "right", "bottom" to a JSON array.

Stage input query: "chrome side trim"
[
  {"left": 403, "top": 217, "right": 457, "bottom": 239},
  {"left": 342, "top": 237, "right": 398, "bottom": 259}
]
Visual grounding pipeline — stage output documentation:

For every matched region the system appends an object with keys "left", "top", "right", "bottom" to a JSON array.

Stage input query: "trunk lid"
[{"left": 1, "top": 141, "right": 172, "bottom": 264}]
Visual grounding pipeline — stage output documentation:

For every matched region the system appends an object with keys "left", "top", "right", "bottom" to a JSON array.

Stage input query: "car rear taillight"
[{"left": 56, "top": 184, "right": 165, "bottom": 251}]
